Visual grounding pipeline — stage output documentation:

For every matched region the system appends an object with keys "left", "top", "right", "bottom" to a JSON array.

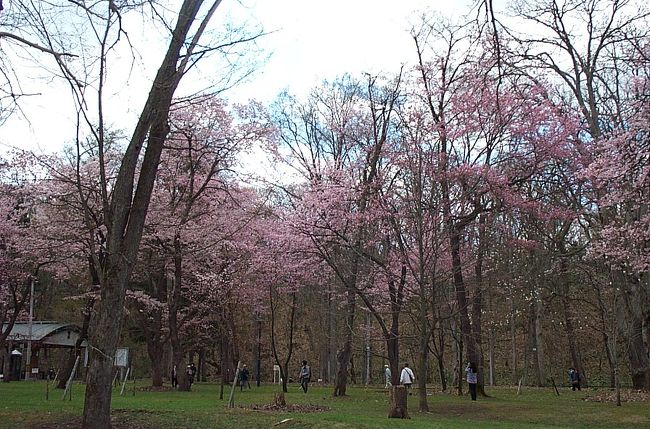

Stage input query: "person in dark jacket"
[
  {"left": 569, "top": 367, "right": 581, "bottom": 391},
  {"left": 298, "top": 360, "right": 312, "bottom": 393},
  {"left": 239, "top": 364, "right": 251, "bottom": 390}
]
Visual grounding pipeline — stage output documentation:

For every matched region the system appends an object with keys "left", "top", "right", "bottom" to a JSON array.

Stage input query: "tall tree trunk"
[
  {"left": 416, "top": 274, "right": 430, "bottom": 411},
  {"left": 219, "top": 335, "right": 235, "bottom": 400},
  {"left": 416, "top": 325, "right": 430, "bottom": 411},
  {"left": 83, "top": 263, "right": 132, "bottom": 428},
  {"left": 269, "top": 287, "right": 296, "bottom": 394},
  {"left": 621, "top": 276, "right": 650, "bottom": 390},
  {"left": 449, "top": 226, "right": 480, "bottom": 382},
  {"left": 169, "top": 236, "right": 191, "bottom": 392},
  {"left": 450, "top": 317, "right": 463, "bottom": 395},
  {"left": 81, "top": 2, "right": 220, "bottom": 427},
  {"left": 430, "top": 288, "right": 446, "bottom": 391},
  {"left": 510, "top": 296, "right": 518, "bottom": 385},
  {"left": 142, "top": 306, "right": 166, "bottom": 387},
  {"left": 560, "top": 278, "right": 585, "bottom": 386},
  {"left": 532, "top": 294, "right": 546, "bottom": 387},
  {"left": 472, "top": 215, "right": 486, "bottom": 396},
  {"left": 488, "top": 326, "right": 495, "bottom": 387},
  {"left": 319, "top": 283, "right": 336, "bottom": 383},
  {"left": 333, "top": 289, "right": 355, "bottom": 396},
  {"left": 626, "top": 312, "right": 650, "bottom": 389}
]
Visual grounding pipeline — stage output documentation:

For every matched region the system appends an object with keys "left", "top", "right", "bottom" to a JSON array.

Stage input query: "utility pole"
[{"left": 25, "top": 277, "right": 35, "bottom": 381}]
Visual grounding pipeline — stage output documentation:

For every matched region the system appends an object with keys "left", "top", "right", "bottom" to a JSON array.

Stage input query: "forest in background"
[{"left": 1, "top": 0, "right": 649, "bottom": 423}]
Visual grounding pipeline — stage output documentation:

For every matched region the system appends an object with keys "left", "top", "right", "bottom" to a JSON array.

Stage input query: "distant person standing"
[
  {"left": 400, "top": 363, "right": 415, "bottom": 392},
  {"left": 465, "top": 362, "right": 478, "bottom": 401},
  {"left": 239, "top": 364, "right": 251, "bottom": 390},
  {"left": 298, "top": 360, "right": 312, "bottom": 393},
  {"left": 186, "top": 364, "right": 195, "bottom": 386},
  {"left": 171, "top": 365, "right": 178, "bottom": 388},
  {"left": 384, "top": 364, "right": 392, "bottom": 388},
  {"left": 569, "top": 367, "right": 581, "bottom": 391}
]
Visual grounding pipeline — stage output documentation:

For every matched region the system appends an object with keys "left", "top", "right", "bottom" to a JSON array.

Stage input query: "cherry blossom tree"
[
  {"left": 408, "top": 14, "right": 581, "bottom": 395},
  {"left": 504, "top": 0, "right": 650, "bottom": 389},
  {"left": 273, "top": 73, "right": 413, "bottom": 398},
  {"left": 137, "top": 95, "right": 271, "bottom": 391}
]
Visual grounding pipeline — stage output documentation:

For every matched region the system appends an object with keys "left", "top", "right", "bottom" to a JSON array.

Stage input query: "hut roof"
[{"left": 2, "top": 321, "right": 86, "bottom": 347}]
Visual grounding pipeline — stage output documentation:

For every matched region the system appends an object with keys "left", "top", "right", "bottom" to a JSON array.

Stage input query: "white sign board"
[
  {"left": 273, "top": 364, "right": 281, "bottom": 384},
  {"left": 114, "top": 348, "right": 129, "bottom": 367},
  {"left": 32, "top": 368, "right": 39, "bottom": 374}
]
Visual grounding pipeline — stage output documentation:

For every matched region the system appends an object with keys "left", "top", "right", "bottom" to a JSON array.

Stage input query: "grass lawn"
[{"left": 0, "top": 380, "right": 647, "bottom": 428}]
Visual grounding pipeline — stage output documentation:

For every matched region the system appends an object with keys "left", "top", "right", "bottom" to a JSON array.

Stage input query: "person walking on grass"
[
  {"left": 298, "top": 360, "right": 312, "bottom": 393},
  {"left": 239, "top": 364, "right": 251, "bottom": 391},
  {"left": 400, "top": 363, "right": 415, "bottom": 393},
  {"left": 569, "top": 367, "right": 581, "bottom": 391},
  {"left": 466, "top": 362, "right": 478, "bottom": 401},
  {"left": 384, "top": 364, "right": 392, "bottom": 388}
]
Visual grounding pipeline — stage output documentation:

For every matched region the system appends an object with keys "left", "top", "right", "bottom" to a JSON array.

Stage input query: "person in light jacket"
[
  {"left": 400, "top": 363, "right": 415, "bottom": 392},
  {"left": 465, "top": 362, "right": 478, "bottom": 400},
  {"left": 384, "top": 364, "right": 392, "bottom": 388}
]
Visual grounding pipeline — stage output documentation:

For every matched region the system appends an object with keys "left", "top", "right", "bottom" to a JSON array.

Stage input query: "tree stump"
[
  {"left": 387, "top": 385, "right": 409, "bottom": 419},
  {"left": 274, "top": 392, "right": 286, "bottom": 407}
]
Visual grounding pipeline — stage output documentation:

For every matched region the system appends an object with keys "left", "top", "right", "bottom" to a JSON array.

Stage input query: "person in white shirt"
[
  {"left": 465, "top": 362, "right": 478, "bottom": 400},
  {"left": 399, "top": 363, "right": 415, "bottom": 392},
  {"left": 384, "top": 365, "right": 392, "bottom": 388}
]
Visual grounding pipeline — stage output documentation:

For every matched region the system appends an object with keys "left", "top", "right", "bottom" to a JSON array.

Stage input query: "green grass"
[{"left": 0, "top": 381, "right": 647, "bottom": 428}]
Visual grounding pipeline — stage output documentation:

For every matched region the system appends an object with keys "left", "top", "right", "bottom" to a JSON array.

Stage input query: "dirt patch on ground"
[
  {"left": 242, "top": 403, "right": 330, "bottom": 413},
  {"left": 135, "top": 385, "right": 175, "bottom": 392},
  {"left": 584, "top": 389, "right": 650, "bottom": 403}
]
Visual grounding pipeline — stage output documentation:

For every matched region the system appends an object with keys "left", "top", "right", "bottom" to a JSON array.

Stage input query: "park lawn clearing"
[{"left": 0, "top": 381, "right": 648, "bottom": 428}]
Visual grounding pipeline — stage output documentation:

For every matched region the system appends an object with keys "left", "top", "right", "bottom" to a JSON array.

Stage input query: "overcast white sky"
[{"left": 0, "top": 0, "right": 480, "bottom": 155}]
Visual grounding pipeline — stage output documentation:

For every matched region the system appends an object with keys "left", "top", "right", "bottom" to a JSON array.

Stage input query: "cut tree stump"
[
  {"left": 274, "top": 392, "right": 286, "bottom": 407},
  {"left": 387, "top": 385, "right": 409, "bottom": 419}
]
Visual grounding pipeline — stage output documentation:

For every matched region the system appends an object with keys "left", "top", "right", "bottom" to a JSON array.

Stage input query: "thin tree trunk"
[
  {"left": 510, "top": 297, "right": 518, "bottom": 385},
  {"left": 560, "top": 277, "right": 585, "bottom": 387},
  {"left": 472, "top": 214, "right": 486, "bottom": 396},
  {"left": 621, "top": 277, "right": 650, "bottom": 390},
  {"left": 333, "top": 289, "right": 355, "bottom": 396},
  {"left": 170, "top": 237, "right": 190, "bottom": 392},
  {"left": 416, "top": 273, "right": 430, "bottom": 411},
  {"left": 269, "top": 287, "right": 296, "bottom": 394},
  {"left": 488, "top": 326, "right": 495, "bottom": 387},
  {"left": 533, "top": 294, "right": 546, "bottom": 387},
  {"left": 449, "top": 226, "right": 480, "bottom": 384}
]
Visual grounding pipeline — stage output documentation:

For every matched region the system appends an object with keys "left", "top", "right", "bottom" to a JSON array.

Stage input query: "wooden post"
[
  {"left": 227, "top": 361, "right": 241, "bottom": 408},
  {"left": 62, "top": 356, "right": 80, "bottom": 401},
  {"left": 550, "top": 376, "right": 560, "bottom": 396},
  {"left": 387, "top": 385, "right": 409, "bottom": 419},
  {"left": 516, "top": 377, "right": 523, "bottom": 395},
  {"left": 120, "top": 367, "right": 131, "bottom": 396}
]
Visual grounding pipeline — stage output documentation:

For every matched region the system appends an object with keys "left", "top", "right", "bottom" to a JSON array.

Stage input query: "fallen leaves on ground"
[
  {"left": 242, "top": 403, "right": 330, "bottom": 412},
  {"left": 583, "top": 389, "right": 650, "bottom": 403}
]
